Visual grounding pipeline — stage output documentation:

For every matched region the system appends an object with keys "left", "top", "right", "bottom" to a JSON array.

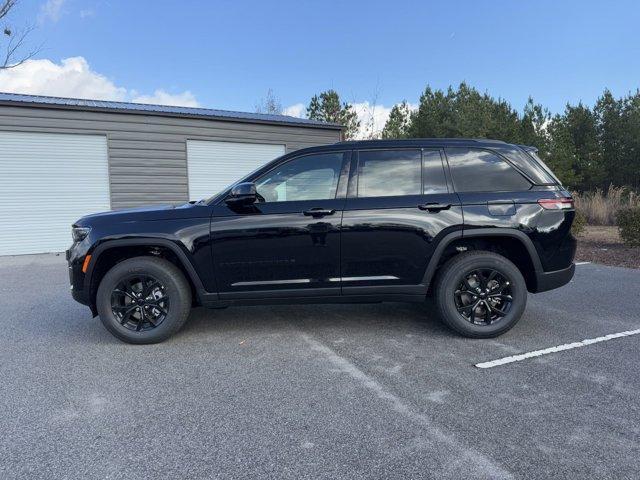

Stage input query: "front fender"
[{"left": 85, "top": 237, "right": 207, "bottom": 295}]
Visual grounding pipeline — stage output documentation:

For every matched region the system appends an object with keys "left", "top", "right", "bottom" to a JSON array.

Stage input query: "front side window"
[
  {"left": 446, "top": 148, "right": 531, "bottom": 192},
  {"left": 358, "top": 149, "right": 421, "bottom": 197},
  {"left": 255, "top": 152, "right": 344, "bottom": 202}
]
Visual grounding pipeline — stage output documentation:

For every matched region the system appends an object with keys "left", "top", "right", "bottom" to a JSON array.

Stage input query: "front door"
[
  {"left": 340, "top": 148, "right": 463, "bottom": 294},
  {"left": 211, "top": 151, "right": 351, "bottom": 299}
]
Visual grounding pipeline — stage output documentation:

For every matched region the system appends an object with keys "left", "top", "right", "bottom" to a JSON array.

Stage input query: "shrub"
[
  {"left": 571, "top": 209, "right": 586, "bottom": 236},
  {"left": 616, "top": 207, "right": 640, "bottom": 246},
  {"left": 573, "top": 185, "right": 640, "bottom": 225}
]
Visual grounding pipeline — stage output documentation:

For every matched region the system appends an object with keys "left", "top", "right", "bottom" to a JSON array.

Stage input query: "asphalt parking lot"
[{"left": 1, "top": 255, "right": 639, "bottom": 479}]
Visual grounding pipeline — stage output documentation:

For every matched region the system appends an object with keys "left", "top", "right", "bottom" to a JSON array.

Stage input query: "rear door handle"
[
  {"left": 418, "top": 203, "right": 451, "bottom": 212},
  {"left": 303, "top": 208, "right": 336, "bottom": 217}
]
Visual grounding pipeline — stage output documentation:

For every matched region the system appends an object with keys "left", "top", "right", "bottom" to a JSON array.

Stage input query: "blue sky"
[{"left": 3, "top": 0, "right": 640, "bottom": 133}]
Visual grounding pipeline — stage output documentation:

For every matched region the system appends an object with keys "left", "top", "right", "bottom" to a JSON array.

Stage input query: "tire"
[
  {"left": 96, "top": 256, "right": 192, "bottom": 344},
  {"left": 434, "top": 251, "right": 527, "bottom": 338}
]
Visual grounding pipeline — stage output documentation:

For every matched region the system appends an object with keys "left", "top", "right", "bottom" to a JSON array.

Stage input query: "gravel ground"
[{"left": 0, "top": 254, "right": 639, "bottom": 479}]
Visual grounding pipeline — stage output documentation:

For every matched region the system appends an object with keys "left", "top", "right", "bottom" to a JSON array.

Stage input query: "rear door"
[{"left": 340, "top": 148, "right": 463, "bottom": 294}]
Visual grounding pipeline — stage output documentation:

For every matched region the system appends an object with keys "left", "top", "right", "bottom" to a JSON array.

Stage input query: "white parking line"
[
  {"left": 475, "top": 328, "right": 640, "bottom": 369},
  {"left": 302, "top": 334, "right": 514, "bottom": 478},
  {"left": 575, "top": 261, "right": 591, "bottom": 265}
]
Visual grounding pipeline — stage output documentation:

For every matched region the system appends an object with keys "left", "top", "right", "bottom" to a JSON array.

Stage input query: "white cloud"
[
  {"left": 352, "top": 102, "right": 393, "bottom": 139},
  {"left": 132, "top": 89, "right": 199, "bottom": 107},
  {"left": 353, "top": 101, "right": 419, "bottom": 139},
  {"left": 284, "top": 100, "right": 417, "bottom": 139},
  {"left": 0, "top": 56, "right": 200, "bottom": 107},
  {"left": 38, "top": 0, "right": 66, "bottom": 24},
  {"left": 282, "top": 103, "right": 305, "bottom": 118},
  {"left": 0, "top": 57, "right": 126, "bottom": 99}
]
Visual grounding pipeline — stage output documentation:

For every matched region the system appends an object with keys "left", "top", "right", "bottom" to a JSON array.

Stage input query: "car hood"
[{"left": 75, "top": 202, "right": 211, "bottom": 226}]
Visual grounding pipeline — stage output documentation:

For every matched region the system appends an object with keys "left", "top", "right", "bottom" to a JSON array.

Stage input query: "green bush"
[
  {"left": 571, "top": 209, "right": 587, "bottom": 236},
  {"left": 616, "top": 207, "right": 640, "bottom": 246}
]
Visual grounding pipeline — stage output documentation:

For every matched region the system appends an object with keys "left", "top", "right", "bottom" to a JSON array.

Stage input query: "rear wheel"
[
  {"left": 96, "top": 256, "right": 191, "bottom": 344},
  {"left": 434, "top": 251, "right": 527, "bottom": 338}
]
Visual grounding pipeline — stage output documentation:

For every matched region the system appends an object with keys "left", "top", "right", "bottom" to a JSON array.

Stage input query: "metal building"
[{"left": 0, "top": 92, "right": 342, "bottom": 255}]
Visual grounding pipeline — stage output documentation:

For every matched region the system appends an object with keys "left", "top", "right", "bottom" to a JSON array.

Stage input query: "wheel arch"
[
  {"left": 423, "top": 228, "right": 542, "bottom": 292},
  {"left": 85, "top": 238, "right": 206, "bottom": 311}
]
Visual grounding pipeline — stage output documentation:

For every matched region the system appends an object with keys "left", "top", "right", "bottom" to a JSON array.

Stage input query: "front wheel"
[
  {"left": 434, "top": 251, "right": 527, "bottom": 338},
  {"left": 96, "top": 256, "right": 192, "bottom": 344}
]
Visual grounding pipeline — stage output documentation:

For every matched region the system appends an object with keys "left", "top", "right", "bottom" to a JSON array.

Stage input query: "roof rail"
[{"left": 334, "top": 138, "right": 508, "bottom": 145}]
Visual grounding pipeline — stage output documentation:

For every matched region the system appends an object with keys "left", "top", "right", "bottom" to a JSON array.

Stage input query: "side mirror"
[{"left": 226, "top": 182, "right": 258, "bottom": 205}]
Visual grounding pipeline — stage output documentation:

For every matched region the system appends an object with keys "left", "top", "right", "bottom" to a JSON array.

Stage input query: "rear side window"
[
  {"left": 445, "top": 148, "right": 531, "bottom": 193},
  {"left": 358, "top": 149, "right": 421, "bottom": 197}
]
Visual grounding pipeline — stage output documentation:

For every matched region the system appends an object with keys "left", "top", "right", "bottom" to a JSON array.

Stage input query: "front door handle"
[
  {"left": 303, "top": 208, "right": 336, "bottom": 217},
  {"left": 418, "top": 203, "right": 451, "bottom": 212}
]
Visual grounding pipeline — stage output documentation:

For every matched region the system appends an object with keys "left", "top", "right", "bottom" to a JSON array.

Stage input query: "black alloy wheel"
[
  {"left": 434, "top": 251, "right": 527, "bottom": 338},
  {"left": 97, "top": 256, "right": 192, "bottom": 344},
  {"left": 454, "top": 268, "right": 513, "bottom": 325},
  {"left": 111, "top": 274, "right": 170, "bottom": 332}
]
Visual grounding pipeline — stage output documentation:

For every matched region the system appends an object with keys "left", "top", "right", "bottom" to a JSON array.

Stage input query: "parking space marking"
[
  {"left": 301, "top": 334, "right": 514, "bottom": 479},
  {"left": 575, "top": 261, "right": 591, "bottom": 265},
  {"left": 475, "top": 328, "right": 640, "bottom": 369}
]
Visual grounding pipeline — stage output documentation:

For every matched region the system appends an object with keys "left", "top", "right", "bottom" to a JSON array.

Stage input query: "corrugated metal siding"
[{"left": 0, "top": 105, "right": 341, "bottom": 209}]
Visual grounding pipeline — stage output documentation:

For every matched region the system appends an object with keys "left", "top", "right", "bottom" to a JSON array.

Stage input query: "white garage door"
[
  {"left": 0, "top": 132, "right": 110, "bottom": 255},
  {"left": 187, "top": 140, "right": 285, "bottom": 201}
]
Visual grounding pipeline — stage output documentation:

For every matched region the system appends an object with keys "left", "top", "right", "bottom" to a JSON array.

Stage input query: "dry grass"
[{"left": 573, "top": 185, "right": 640, "bottom": 225}]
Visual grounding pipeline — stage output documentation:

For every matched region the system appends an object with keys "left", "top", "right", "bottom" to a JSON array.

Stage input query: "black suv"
[{"left": 67, "top": 139, "right": 576, "bottom": 344}]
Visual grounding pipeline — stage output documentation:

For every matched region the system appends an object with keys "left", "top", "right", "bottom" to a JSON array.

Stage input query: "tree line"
[{"left": 300, "top": 84, "right": 640, "bottom": 192}]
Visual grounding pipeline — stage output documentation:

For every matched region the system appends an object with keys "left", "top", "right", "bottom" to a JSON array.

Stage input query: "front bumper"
[
  {"left": 533, "top": 263, "right": 575, "bottom": 293},
  {"left": 71, "top": 282, "right": 90, "bottom": 305},
  {"left": 66, "top": 247, "right": 91, "bottom": 306}
]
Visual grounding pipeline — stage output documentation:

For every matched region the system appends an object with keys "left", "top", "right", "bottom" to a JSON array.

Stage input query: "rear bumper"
[{"left": 533, "top": 263, "right": 575, "bottom": 293}]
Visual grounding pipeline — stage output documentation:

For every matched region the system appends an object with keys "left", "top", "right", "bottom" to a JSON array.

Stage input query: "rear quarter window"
[
  {"left": 491, "top": 144, "right": 557, "bottom": 185},
  {"left": 445, "top": 147, "right": 531, "bottom": 193}
]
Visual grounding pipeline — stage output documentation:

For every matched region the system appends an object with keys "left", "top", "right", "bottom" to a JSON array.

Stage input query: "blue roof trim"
[{"left": 0, "top": 92, "right": 342, "bottom": 129}]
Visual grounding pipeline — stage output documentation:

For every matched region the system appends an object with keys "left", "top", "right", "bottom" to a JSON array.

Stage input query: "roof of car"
[
  {"left": 0, "top": 92, "right": 342, "bottom": 129},
  {"left": 288, "top": 138, "right": 523, "bottom": 155},
  {"left": 334, "top": 138, "right": 511, "bottom": 148}
]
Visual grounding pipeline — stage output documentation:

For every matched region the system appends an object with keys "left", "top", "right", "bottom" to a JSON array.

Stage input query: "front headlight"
[{"left": 72, "top": 226, "right": 91, "bottom": 242}]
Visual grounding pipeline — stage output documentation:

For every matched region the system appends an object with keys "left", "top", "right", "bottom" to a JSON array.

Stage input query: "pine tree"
[
  {"left": 381, "top": 101, "right": 412, "bottom": 139},
  {"left": 307, "top": 90, "right": 360, "bottom": 140},
  {"left": 562, "top": 103, "right": 602, "bottom": 190},
  {"left": 545, "top": 115, "right": 582, "bottom": 189}
]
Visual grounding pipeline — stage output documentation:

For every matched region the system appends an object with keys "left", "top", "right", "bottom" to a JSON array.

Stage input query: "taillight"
[{"left": 537, "top": 198, "right": 574, "bottom": 210}]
